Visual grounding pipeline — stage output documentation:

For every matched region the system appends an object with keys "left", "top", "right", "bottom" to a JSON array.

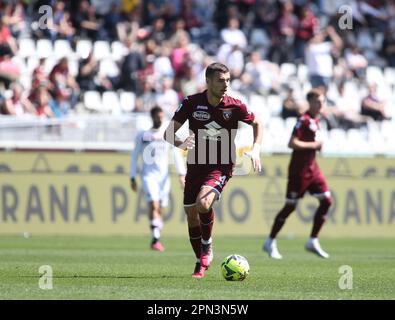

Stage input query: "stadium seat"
[
  {"left": 119, "top": 91, "right": 136, "bottom": 112},
  {"left": 76, "top": 39, "right": 92, "bottom": 59},
  {"left": 384, "top": 67, "right": 395, "bottom": 87},
  {"left": 18, "top": 38, "right": 35, "bottom": 58},
  {"left": 248, "top": 94, "right": 267, "bottom": 119},
  {"left": 36, "top": 39, "right": 53, "bottom": 58},
  {"left": 93, "top": 41, "right": 111, "bottom": 60},
  {"left": 99, "top": 58, "right": 120, "bottom": 77},
  {"left": 27, "top": 56, "right": 39, "bottom": 73},
  {"left": 280, "top": 63, "right": 297, "bottom": 82},
  {"left": 297, "top": 64, "right": 308, "bottom": 83},
  {"left": 102, "top": 91, "right": 120, "bottom": 114},
  {"left": 54, "top": 40, "right": 73, "bottom": 59},
  {"left": 68, "top": 58, "right": 79, "bottom": 77},
  {"left": 267, "top": 94, "right": 282, "bottom": 116},
  {"left": 83, "top": 91, "right": 102, "bottom": 112},
  {"left": 111, "top": 41, "right": 127, "bottom": 61},
  {"left": 366, "top": 66, "right": 384, "bottom": 85},
  {"left": 44, "top": 57, "right": 58, "bottom": 74}
]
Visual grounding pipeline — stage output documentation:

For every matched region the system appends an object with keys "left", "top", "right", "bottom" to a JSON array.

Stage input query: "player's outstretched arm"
[
  {"left": 244, "top": 117, "right": 263, "bottom": 172},
  {"left": 288, "top": 136, "right": 322, "bottom": 150}
]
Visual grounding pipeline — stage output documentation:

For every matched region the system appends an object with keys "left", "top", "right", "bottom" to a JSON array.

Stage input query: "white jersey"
[{"left": 130, "top": 126, "right": 186, "bottom": 179}]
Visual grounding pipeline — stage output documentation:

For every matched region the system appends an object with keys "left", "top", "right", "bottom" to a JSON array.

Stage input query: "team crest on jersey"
[
  {"left": 222, "top": 110, "right": 233, "bottom": 121},
  {"left": 193, "top": 111, "right": 211, "bottom": 121},
  {"left": 309, "top": 120, "right": 318, "bottom": 132}
]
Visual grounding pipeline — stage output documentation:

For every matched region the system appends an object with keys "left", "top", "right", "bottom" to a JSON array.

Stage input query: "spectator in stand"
[
  {"left": 153, "top": 43, "right": 174, "bottom": 80},
  {"left": 155, "top": 76, "right": 179, "bottom": 118},
  {"left": 306, "top": 25, "right": 343, "bottom": 88},
  {"left": 49, "top": 1, "right": 75, "bottom": 43},
  {"left": 242, "top": 50, "right": 280, "bottom": 95},
  {"left": 294, "top": 4, "right": 319, "bottom": 64},
  {"left": 269, "top": 0, "right": 297, "bottom": 64},
  {"left": 2, "top": 0, "right": 26, "bottom": 39},
  {"left": 281, "top": 86, "right": 304, "bottom": 119},
  {"left": 49, "top": 57, "right": 80, "bottom": 109},
  {"left": 77, "top": 50, "right": 113, "bottom": 93},
  {"left": 135, "top": 79, "right": 157, "bottom": 113},
  {"left": 2, "top": 82, "right": 36, "bottom": 116},
  {"left": 72, "top": 0, "right": 101, "bottom": 40},
  {"left": 381, "top": 26, "right": 395, "bottom": 67},
  {"left": 220, "top": 17, "right": 247, "bottom": 50},
  {"left": 179, "top": 64, "right": 199, "bottom": 97},
  {"left": 0, "top": 17, "right": 17, "bottom": 56},
  {"left": 361, "top": 83, "right": 391, "bottom": 121},
  {"left": 149, "top": 18, "right": 167, "bottom": 44},
  {"left": 335, "top": 81, "right": 368, "bottom": 130},
  {"left": 118, "top": 41, "right": 145, "bottom": 92},
  {"left": 344, "top": 45, "right": 368, "bottom": 82},
  {"left": 29, "top": 86, "right": 54, "bottom": 118},
  {"left": 32, "top": 57, "right": 49, "bottom": 91}
]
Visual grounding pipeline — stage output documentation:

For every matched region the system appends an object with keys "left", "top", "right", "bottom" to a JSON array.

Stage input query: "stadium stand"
[{"left": 0, "top": 0, "right": 394, "bottom": 156}]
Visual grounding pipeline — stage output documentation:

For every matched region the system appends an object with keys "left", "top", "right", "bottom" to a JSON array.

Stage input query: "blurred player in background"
[
  {"left": 130, "top": 106, "right": 186, "bottom": 252},
  {"left": 263, "top": 89, "right": 332, "bottom": 259},
  {"left": 164, "top": 63, "right": 263, "bottom": 278}
]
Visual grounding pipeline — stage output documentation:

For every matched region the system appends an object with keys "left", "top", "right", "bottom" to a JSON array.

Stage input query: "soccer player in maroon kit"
[
  {"left": 164, "top": 63, "right": 263, "bottom": 278},
  {"left": 264, "top": 89, "right": 332, "bottom": 259}
]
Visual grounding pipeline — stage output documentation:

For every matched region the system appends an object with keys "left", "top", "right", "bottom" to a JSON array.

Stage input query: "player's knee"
[
  {"left": 320, "top": 196, "right": 332, "bottom": 208},
  {"left": 196, "top": 198, "right": 212, "bottom": 213}
]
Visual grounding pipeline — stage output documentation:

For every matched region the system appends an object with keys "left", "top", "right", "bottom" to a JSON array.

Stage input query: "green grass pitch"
[{"left": 0, "top": 235, "right": 394, "bottom": 300}]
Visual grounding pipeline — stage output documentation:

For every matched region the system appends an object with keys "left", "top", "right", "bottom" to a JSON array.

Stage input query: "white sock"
[
  {"left": 151, "top": 219, "right": 162, "bottom": 240},
  {"left": 201, "top": 237, "right": 212, "bottom": 245}
]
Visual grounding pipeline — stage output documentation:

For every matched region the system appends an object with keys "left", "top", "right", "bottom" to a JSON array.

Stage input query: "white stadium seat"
[
  {"left": 54, "top": 40, "right": 73, "bottom": 59},
  {"left": 76, "top": 40, "right": 92, "bottom": 59},
  {"left": 102, "top": 91, "right": 120, "bottom": 114},
  {"left": 120, "top": 91, "right": 136, "bottom": 112},
  {"left": 18, "top": 38, "right": 35, "bottom": 58},
  {"left": 36, "top": 39, "right": 53, "bottom": 58},
  {"left": 93, "top": 41, "right": 111, "bottom": 60},
  {"left": 84, "top": 91, "right": 102, "bottom": 112}
]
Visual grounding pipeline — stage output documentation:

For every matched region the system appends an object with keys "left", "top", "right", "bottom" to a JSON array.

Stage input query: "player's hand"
[
  {"left": 314, "top": 140, "right": 323, "bottom": 151},
  {"left": 130, "top": 178, "right": 137, "bottom": 192},
  {"left": 180, "top": 134, "right": 195, "bottom": 150},
  {"left": 179, "top": 175, "right": 186, "bottom": 189},
  {"left": 244, "top": 143, "right": 262, "bottom": 172}
]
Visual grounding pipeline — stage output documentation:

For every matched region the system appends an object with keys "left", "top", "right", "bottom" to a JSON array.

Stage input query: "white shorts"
[{"left": 142, "top": 175, "right": 170, "bottom": 207}]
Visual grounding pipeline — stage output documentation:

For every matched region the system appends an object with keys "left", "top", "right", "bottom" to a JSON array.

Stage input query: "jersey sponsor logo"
[
  {"left": 196, "top": 105, "right": 208, "bottom": 110},
  {"left": 222, "top": 109, "right": 233, "bottom": 121},
  {"left": 203, "top": 121, "right": 222, "bottom": 140},
  {"left": 193, "top": 110, "right": 211, "bottom": 121}
]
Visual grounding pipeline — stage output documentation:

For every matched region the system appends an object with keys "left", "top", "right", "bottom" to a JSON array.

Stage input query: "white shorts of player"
[{"left": 142, "top": 174, "right": 170, "bottom": 207}]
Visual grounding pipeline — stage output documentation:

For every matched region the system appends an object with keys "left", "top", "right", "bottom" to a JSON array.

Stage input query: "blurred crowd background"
[{"left": 0, "top": 0, "right": 394, "bottom": 154}]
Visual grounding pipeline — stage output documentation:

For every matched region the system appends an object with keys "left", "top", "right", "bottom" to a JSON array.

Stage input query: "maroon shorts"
[
  {"left": 286, "top": 170, "right": 329, "bottom": 203},
  {"left": 183, "top": 165, "right": 233, "bottom": 206}
]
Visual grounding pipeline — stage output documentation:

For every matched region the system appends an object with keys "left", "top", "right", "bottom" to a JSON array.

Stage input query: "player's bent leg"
[
  {"left": 196, "top": 187, "right": 218, "bottom": 269},
  {"left": 263, "top": 201, "right": 296, "bottom": 259}
]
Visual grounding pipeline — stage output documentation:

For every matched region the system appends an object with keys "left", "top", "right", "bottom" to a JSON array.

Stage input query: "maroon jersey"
[
  {"left": 289, "top": 112, "right": 321, "bottom": 177},
  {"left": 172, "top": 90, "right": 255, "bottom": 169}
]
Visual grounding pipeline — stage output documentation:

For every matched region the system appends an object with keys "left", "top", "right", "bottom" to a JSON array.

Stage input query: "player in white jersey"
[{"left": 130, "top": 106, "right": 186, "bottom": 251}]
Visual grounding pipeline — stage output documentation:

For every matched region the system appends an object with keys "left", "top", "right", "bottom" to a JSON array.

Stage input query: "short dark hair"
[
  {"left": 150, "top": 106, "right": 163, "bottom": 118},
  {"left": 306, "top": 89, "right": 322, "bottom": 102},
  {"left": 205, "top": 62, "right": 229, "bottom": 79}
]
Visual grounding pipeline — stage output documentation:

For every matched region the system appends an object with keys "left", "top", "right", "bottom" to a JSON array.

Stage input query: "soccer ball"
[{"left": 221, "top": 254, "right": 250, "bottom": 281}]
